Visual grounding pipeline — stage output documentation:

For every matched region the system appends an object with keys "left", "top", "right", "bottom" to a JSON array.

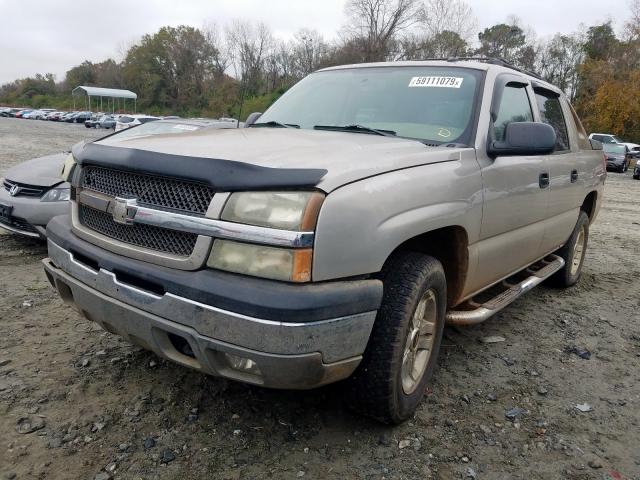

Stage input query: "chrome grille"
[
  {"left": 79, "top": 204, "right": 198, "bottom": 256},
  {"left": 81, "top": 166, "right": 215, "bottom": 215},
  {"left": 3, "top": 179, "right": 47, "bottom": 197}
]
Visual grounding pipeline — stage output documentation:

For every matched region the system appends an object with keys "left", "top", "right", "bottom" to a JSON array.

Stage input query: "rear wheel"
[
  {"left": 548, "top": 211, "right": 589, "bottom": 288},
  {"left": 344, "top": 252, "right": 446, "bottom": 424}
]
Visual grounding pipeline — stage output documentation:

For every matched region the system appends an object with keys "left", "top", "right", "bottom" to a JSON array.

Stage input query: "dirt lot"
[{"left": 0, "top": 116, "right": 639, "bottom": 480}]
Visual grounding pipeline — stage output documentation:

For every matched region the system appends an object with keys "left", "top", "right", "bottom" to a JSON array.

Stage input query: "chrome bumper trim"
[
  {"left": 45, "top": 239, "right": 376, "bottom": 363},
  {"left": 43, "top": 256, "right": 362, "bottom": 389}
]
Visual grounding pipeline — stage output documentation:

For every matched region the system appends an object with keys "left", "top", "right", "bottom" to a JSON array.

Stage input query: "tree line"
[{"left": 2, "top": 0, "right": 640, "bottom": 140}]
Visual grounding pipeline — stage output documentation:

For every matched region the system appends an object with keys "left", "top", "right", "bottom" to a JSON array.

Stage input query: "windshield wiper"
[
  {"left": 313, "top": 124, "right": 396, "bottom": 137},
  {"left": 251, "top": 121, "right": 299, "bottom": 129}
]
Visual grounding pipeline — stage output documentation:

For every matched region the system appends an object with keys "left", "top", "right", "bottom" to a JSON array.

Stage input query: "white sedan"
[{"left": 114, "top": 115, "right": 160, "bottom": 131}]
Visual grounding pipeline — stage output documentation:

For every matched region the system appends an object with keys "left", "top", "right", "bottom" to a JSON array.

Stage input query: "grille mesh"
[
  {"left": 81, "top": 166, "right": 215, "bottom": 215},
  {"left": 79, "top": 204, "right": 198, "bottom": 256}
]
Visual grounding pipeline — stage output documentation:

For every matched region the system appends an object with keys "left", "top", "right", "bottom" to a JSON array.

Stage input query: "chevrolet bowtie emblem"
[{"left": 112, "top": 197, "right": 137, "bottom": 225}]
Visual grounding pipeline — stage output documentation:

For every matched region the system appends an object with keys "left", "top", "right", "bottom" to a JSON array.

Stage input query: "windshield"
[
  {"left": 603, "top": 144, "right": 626, "bottom": 154},
  {"left": 110, "top": 121, "right": 200, "bottom": 139},
  {"left": 612, "top": 135, "right": 624, "bottom": 143},
  {"left": 258, "top": 66, "right": 482, "bottom": 145}
]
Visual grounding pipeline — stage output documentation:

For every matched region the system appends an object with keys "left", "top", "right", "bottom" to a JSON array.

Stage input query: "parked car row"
[
  {"left": 1, "top": 108, "right": 97, "bottom": 123},
  {"left": 0, "top": 107, "right": 166, "bottom": 130}
]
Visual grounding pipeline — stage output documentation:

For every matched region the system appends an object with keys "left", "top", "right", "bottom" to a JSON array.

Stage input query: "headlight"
[
  {"left": 60, "top": 153, "right": 75, "bottom": 181},
  {"left": 207, "top": 240, "right": 312, "bottom": 282},
  {"left": 221, "top": 191, "right": 324, "bottom": 231},
  {"left": 210, "top": 191, "right": 324, "bottom": 282},
  {"left": 41, "top": 187, "right": 71, "bottom": 202}
]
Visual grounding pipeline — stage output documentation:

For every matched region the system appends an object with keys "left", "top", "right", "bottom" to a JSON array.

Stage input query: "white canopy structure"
[{"left": 72, "top": 86, "right": 137, "bottom": 113}]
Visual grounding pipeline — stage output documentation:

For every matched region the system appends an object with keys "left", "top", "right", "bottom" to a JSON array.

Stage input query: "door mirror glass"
[{"left": 488, "top": 122, "right": 556, "bottom": 157}]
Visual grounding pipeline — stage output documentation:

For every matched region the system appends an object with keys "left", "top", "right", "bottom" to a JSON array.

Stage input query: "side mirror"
[
  {"left": 244, "top": 112, "right": 262, "bottom": 127},
  {"left": 488, "top": 122, "right": 556, "bottom": 157}
]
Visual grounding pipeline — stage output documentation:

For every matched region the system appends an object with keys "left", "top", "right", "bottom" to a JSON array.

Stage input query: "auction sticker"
[{"left": 408, "top": 76, "right": 464, "bottom": 88}]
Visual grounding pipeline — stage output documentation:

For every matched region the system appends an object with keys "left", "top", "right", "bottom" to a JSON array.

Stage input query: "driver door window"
[{"left": 493, "top": 85, "right": 533, "bottom": 141}]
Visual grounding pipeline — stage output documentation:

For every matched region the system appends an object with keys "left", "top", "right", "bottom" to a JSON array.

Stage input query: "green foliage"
[
  {"left": 584, "top": 23, "right": 619, "bottom": 61},
  {"left": 237, "top": 91, "right": 283, "bottom": 120},
  {"left": 65, "top": 61, "right": 96, "bottom": 88},
  {"left": 477, "top": 24, "right": 526, "bottom": 61}
]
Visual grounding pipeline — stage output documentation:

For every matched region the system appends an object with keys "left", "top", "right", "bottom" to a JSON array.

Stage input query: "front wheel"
[
  {"left": 344, "top": 252, "right": 446, "bottom": 424},
  {"left": 548, "top": 211, "right": 590, "bottom": 288}
]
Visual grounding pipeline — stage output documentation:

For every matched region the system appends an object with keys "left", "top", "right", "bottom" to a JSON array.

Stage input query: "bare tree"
[
  {"left": 624, "top": 0, "right": 640, "bottom": 40},
  {"left": 344, "top": 0, "right": 423, "bottom": 61},
  {"left": 421, "top": 0, "right": 477, "bottom": 43},
  {"left": 291, "top": 29, "right": 330, "bottom": 76},
  {"left": 202, "top": 21, "right": 230, "bottom": 77},
  {"left": 225, "top": 20, "right": 275, "bottom": 95},
  {"left": 537, "top": 32, "right": 585, "bottom": 100}
]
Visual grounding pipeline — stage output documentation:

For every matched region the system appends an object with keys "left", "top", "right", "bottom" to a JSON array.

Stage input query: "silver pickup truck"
[{"left": 43, "top": 59, "right": 605, "bottom": 423}]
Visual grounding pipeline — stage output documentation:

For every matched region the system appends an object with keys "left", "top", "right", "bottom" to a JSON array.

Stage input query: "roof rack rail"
[{"left": 443, "top": 56, "right": 544, "bottom": 81}]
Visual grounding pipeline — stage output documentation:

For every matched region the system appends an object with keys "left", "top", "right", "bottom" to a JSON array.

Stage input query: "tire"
[
  {"left": 548, "top": 211, "right": 589, "bottom": 288},
  {"left": 344, "top": 251, "right": 447, "bottom": 424},
  {"left": 633, "top": 174, "right": 639, "bottom": 180}
]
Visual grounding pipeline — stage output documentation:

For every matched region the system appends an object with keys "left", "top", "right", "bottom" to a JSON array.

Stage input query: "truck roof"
[{"left": 319, "top": 57, "right": 563, "bottom": 96}]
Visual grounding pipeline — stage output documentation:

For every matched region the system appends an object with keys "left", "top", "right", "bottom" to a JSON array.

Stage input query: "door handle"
[
  {"left": 539, "top": 172, "right": 550, "bottom": 189},
  {"left": 570, "top": 169, "right": 578, "bottom": 183}
]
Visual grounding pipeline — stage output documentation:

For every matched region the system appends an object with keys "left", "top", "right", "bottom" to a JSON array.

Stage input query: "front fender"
[{"left": 312, "top": 153, "right": 483, "bottom": 281}]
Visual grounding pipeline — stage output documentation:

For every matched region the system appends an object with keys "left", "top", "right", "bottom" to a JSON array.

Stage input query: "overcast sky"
[{"left": 0, "top": 0, "right": 627, "bottom": 85}]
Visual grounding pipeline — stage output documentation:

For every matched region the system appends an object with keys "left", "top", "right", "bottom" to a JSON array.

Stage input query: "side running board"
[{"left": 446, "top": 254, "right": 565, "bottom": 326}]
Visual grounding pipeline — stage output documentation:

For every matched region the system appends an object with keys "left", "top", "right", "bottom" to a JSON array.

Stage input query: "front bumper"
[
  {"left": 606, "top": 158, "right": 625, "bottom": 170},
  {"left": 43, "top": 217, "right": 382, "bottom": 389},
  {"left": 0, "top": 187, "right": 68, "bottom": 238}
]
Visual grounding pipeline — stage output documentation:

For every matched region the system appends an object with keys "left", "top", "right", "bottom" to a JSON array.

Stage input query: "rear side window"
[
  {"left": 494, "top": 85, "right": 533, "bottom": 141},
  {"left": 567, "top": 101, "right": 592, "bottom": 150},
  {"left": 535, "top": 92, "right": 569, "bottom": 152}
]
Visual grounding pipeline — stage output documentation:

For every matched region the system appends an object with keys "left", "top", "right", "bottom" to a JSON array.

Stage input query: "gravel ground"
[{"left": 0, "top": 117, "right": 639, "bottom": 480}]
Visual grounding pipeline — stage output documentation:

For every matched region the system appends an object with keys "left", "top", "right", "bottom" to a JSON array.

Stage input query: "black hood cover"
[{"left": 72, "top": 142, "right": 327, "bottom": 191}]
